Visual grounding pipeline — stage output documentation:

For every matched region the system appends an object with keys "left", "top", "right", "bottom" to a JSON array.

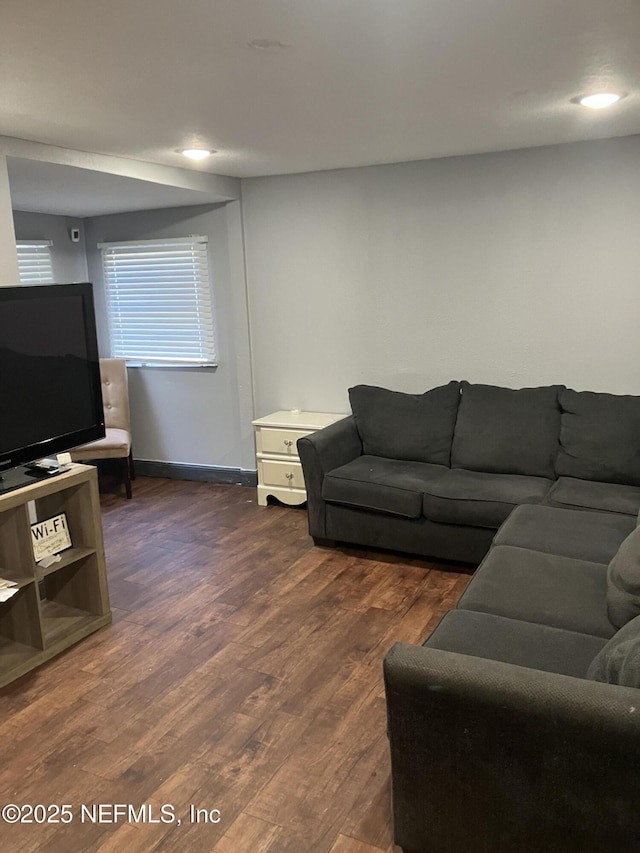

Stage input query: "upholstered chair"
[{"left": 70, "top": 358, "right": 134, "bottom": 498}]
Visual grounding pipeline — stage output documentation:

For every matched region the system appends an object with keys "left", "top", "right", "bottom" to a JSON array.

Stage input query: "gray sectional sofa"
[
  {"left": 297, "top": 381, "right": 640, "bottom": 562},
  {"left": 298, "top": 381, "right": 640, "bottom": 852}
]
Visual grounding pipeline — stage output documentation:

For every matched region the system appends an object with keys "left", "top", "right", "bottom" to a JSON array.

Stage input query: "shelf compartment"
[
  {"left": 40, "top": 556, "right": 108, "bottom": 615},
  {"left": 0, "top": 637, "right": 42, "bottom": 687},
  {"left": 0, "top": 583, "right": 44, "bottom": 653},
  {"left": 0, "top": 572, "right": 35, "bottom": 589},
  {"left": 0, "top": 505, "right": 35, "bottom": 582},
  {"left": 35, "top": 546, "right": 97, "bottom": 579},
  {"left": 40, "top": 599, "right": 110, "bottom": 647},
  {"left": 38, "top": 556, "right": 110, "bottom": 651},
  {"left": 34, "top": 480, "right": 102, "bottom": 554}
]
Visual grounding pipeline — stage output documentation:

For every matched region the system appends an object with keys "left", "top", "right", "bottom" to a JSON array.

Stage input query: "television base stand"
[
  {"left": 0, "top": 463, "right": 64, "bottom": 495},
  {"left": 25, "top": 453, "right": 73, "bottom": 476}
]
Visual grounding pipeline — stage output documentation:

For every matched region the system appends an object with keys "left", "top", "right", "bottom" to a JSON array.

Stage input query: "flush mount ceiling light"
[
  {"left": 577, "top": 92, "right": 623, "bottom": 109},
  {"left": 179, "top": 148, "right": 215, "bottom": 160}
]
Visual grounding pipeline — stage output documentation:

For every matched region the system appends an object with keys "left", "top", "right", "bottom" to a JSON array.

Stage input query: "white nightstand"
[{"left": 252, "top": 410, "right": 346, "bottom": 506}]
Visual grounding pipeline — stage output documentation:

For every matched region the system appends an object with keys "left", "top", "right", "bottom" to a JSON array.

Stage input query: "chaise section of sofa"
[
  {"left": 383, "top": 506, "right": 640, "bottom": 853},
  {"left": 384, "top": 641, "right": 640, "bottom": 853}
]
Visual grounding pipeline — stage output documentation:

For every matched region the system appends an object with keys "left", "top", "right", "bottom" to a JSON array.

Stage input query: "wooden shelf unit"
[{"left": 0, "top": 464, "right": 111, "bottom": 687}]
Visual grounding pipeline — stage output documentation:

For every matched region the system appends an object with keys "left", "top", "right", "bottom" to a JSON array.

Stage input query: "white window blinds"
[
  {"left": 16, "top": 241, "right": 54, "bottom": 284},
  {"left": 100, "top": 236, "right": 216, "bottom": 366}
]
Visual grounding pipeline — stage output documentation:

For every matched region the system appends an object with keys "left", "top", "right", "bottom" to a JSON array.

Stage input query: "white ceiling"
[{"left": 2, "top": 0, "right": 639, "bottom": 214}]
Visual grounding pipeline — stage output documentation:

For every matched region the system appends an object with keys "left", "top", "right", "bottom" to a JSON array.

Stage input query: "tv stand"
[{"left": 0, "top": 464, "right": 111, "bottom": 687}]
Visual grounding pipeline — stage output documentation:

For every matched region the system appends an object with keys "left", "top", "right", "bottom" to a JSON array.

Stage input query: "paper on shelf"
[
  {"left": 0, "top": 578, "right": 18, "bottom": 602},
  {"left": 37, "top": 554, "right": 62, "bottom": 569}
]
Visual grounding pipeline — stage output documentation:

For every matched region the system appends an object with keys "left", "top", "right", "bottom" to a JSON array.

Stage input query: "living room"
[
  {"left": 8, "top": 136, "right": 640, "bottom": 482},
  {"left": 1, "top": 2, "right": 640, "bottom": 851}
]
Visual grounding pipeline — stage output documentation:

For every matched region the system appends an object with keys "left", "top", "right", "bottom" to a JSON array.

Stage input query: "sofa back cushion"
[
  {"left": 587, "top": 614, "right": 640, "bottom": 688},
  {"left": 607, "top": 526, "right": 640, "bottom": 629},
  {"left": 556, "top": 389, "right": 640, "bottom": 486},
  {"left": 450, "top": 383, "right": 564, "bottom": 478},
  {"left": 348, "top": 382, "right": 461, "bottom": 465}
]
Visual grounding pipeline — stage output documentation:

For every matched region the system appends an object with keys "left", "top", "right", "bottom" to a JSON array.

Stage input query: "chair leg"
[
  {"left": 128, "top": 448, "right": 135, "bottom": 481},
  {"left": 122, "top": 455, "right": 132, "bottom": 499}
]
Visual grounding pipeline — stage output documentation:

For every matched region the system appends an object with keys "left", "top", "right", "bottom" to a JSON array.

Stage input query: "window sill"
[{"left": 124, "top": 361, "right": 218, "bottom": 370}]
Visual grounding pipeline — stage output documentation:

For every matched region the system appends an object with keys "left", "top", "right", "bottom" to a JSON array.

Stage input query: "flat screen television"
[{"left": 0, "top": 282, "right": 105, "bottom": 494}]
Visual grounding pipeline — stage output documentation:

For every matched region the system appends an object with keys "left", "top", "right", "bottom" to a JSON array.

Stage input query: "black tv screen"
[{"left": 0, "top": 283, "right": 105, "bottom": 490}]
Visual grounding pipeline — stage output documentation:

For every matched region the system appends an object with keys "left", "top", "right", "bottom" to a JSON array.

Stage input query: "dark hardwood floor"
[{"left": 0, "top": 476, "right": 473, "bottom": 852}]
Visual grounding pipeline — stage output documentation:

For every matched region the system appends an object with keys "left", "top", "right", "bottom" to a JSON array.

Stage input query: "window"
[
  {"left": 16, "top": 240, "right": 54, "bottom": 284},
  {"left": 100, "top": 236, "right": 216, "bottom": 366}
]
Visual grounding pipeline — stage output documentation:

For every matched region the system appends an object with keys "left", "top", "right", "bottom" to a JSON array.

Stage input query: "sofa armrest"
[
  {"left": 384, "top": 642, "right": 640, "bottom": 853},
  {"left": 297, "top": 416, "right": 362, "bottom": 540}
]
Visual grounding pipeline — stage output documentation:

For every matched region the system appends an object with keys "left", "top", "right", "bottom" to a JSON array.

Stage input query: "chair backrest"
[{"left": 99, "top": 358, "right": 131, "bottom": 432}]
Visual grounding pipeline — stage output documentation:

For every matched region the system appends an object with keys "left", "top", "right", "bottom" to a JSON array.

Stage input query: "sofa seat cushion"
[
  {"left": 422, "top": 469, "right": 552, "bottom": 529},
  {"left": 348, "top": 382, "right": 461, "bottom": 465},
  {"left": 322, "top": 455, "right": 448, "bottom": 518},
  {"left": 458, "top": 545, "right": 615, "bottom": 638},
  {"left": 544, "top": 477, "right": 640, "bottom": 517},
  {"left": 556, "top": 388, "right": 640, "bottom": 486},
  {"left": 451, "top": 382, "right": 563, "bottom": 478},
  {"left": 424, "top": 609, "right": 607, "bottom": 678},
  {"left": 494, "top": 504, "right": 636, "bottom": 565}
]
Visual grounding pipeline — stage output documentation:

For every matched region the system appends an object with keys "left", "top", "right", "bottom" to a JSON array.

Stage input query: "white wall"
[
  {"left": 12, "top": 210, "right": 88, "bottom": 282},
  {"left": 84, "top": 202, "right": 254, "bottom": 470},
  {"left": 242, "top": 135, "right": 640, "bottom": 416}
]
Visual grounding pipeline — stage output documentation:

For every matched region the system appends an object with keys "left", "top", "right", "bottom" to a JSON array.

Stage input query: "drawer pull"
[
  {"left": 285, "top": 472, "right": 294, "bottom": 480},
  {"left": 283, "top": 439, "right": 293, "bottom": 447}
]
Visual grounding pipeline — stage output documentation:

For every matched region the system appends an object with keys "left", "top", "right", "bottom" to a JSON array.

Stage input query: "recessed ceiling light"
[
  {"left": 578, "top": 93, "right": 622, "bottom": 109},
  {"left": 179, "top": 148, "right": 214, "bottom": 160}
]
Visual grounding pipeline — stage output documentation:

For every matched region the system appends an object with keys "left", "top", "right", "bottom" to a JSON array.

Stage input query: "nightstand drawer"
[
  {"left": 259, "top": 459, "right": 306, "bottom": 490},
  {"left": 256, "top": 427, "right": 310, "bottom": 456}
]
